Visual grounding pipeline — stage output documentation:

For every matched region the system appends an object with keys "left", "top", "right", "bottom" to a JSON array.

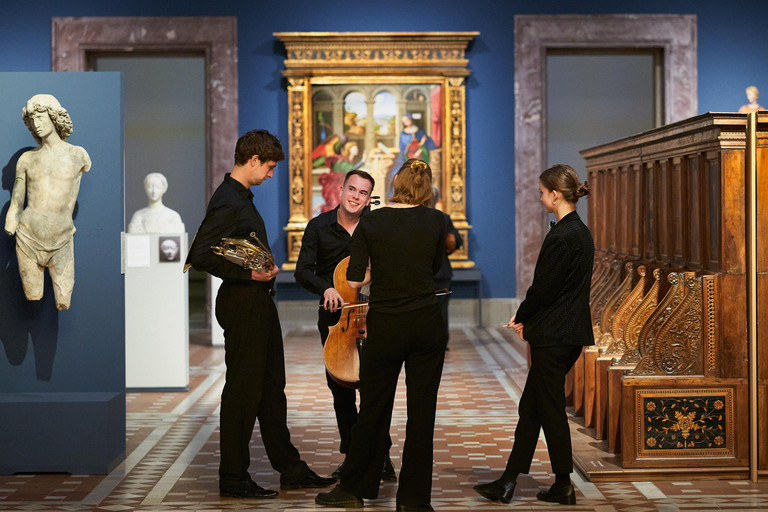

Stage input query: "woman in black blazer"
[{"left": 474, "top": 164, "right": 594, "bottom": 506}]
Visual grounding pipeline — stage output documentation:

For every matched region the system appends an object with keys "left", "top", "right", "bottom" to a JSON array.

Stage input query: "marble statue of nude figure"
[{"left": 4, "top": 94, "right": 91, "bottom": 310}]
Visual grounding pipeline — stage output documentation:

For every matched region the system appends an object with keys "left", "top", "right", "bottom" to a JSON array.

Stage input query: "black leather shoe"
[
  {"left": 281, "top": 468, "right": 337, "bottom": 490},
  {"left": 473, "top": 479, "right": 517, "bottom": 504},
  {"left": 219, "top": 479, "right": 278, "bottom": 499},
  {"left": 332, "top": 461, "right": 345, "bottom": 479},
  {"left": 315, "top": 485, "right": 364, "bottom": 508},
  {"left": 396, "top": 505, "right": 434, "bottom": 512},
  {"left": 536, "top": 484, "right": 576, "bottom": 505},
  {"left": 381, "top": 456, "right": 397, "bottom": 482}
]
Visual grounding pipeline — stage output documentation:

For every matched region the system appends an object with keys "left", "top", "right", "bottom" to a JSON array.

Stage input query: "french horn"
[{"left": 211, "top": 232, "right": 275, "bottom": 273}]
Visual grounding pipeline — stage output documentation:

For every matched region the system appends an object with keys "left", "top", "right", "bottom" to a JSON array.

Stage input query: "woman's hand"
[
  {"left": 505, "top": 315, "right": 525, "bottom": 341},
  {"left": 348, "top": 264, "right": 372, "bottom": 289},
  {"left": 512, "top": 323, "right": 525, "bottom": 341}
]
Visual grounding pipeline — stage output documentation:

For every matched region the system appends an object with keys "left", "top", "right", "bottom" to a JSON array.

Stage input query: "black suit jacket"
[{"left": 515, "top": 211, "right": 595, "bottom": 348}]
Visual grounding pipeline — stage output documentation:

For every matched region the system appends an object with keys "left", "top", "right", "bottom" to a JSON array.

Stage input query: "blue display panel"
[{"left": 0, "top": 72, "right": 125, "bottom": 474}]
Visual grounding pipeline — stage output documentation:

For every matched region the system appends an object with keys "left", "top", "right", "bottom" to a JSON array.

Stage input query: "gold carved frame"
[{"left": 275, "top": 32, "right": 477, "bottom": 269}]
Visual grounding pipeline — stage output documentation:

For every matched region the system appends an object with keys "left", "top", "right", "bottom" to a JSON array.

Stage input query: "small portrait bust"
[
  {"left": 739, "top": 86, "right": 765, "bottom": 113},
  {"left": 127, "top": 173, "right": 185, "bottom": 233},
  {"left": 159, "top": 236, "right": 180, "bottom": 262}
]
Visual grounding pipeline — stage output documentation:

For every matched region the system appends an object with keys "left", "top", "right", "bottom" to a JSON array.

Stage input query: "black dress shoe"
[
  {"left": 315, "top": 485, "right": 364, "bottom": 508},
  {"left": 280, "top": 468, "right": 337, "bottom": 490},
  {"left": 381, "top": 456, "right": 397, "bottom": 482},
  {"left": 219, "top": 479, "right": 278, "bottom": 499},
  {"left": 536, "top": 484, "right": 576, "bottom": 505},
  {"left": 396, "top": 504, "right": 434, "bottom": 511},
  {"left": 473, "top": 478, "right": 517, "bottom": 504},
  {"left": 332, "top": 461, "right": 345, "bottom": 479}
]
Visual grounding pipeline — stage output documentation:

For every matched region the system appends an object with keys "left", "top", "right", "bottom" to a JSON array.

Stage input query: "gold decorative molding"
[
  {"left": 287, "top": 79, "right": 309, "bottom": 225},
  {"left": 447, "top": 80, "right": 467, "bottom": 219},
  {"left": 275, "top": 32, "right": 478, "bottom": 69},
  {"left": 275, "top": 32, "right": 477, "bottom": 269},
  {"left": 705, "top": 275, "right": 717, "bottom": 372}
]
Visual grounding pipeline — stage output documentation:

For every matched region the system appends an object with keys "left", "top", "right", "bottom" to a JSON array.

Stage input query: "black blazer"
[{"left": 515, "top": 211, "right": 595, "bottom": 348}]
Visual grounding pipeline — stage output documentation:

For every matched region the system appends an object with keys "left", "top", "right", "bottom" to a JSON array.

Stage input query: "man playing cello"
[{"left": 295, "top": 169, "right": 397, "bottom": 481}]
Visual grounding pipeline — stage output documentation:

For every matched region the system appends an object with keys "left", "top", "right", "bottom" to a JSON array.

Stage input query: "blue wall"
[{"left": 2, "top": 0, "right": 767, "bottom": 298}]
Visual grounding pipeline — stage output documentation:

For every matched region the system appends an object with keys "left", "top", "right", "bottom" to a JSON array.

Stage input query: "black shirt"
[
  {"left": 515, "top": 211, "right": 595, "bottom": 347},
  {"left": 294, "top": 206, "right": 353, "bottom": 298},
  {"left": 347, "top": 206, "right": 445, "bottom": 313},
  {"left": 186, "top": 173, "right": 273, "bottom": 291}
]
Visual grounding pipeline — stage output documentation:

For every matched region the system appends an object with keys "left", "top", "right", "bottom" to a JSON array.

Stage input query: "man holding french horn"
[{"left": 186, "top": 129, "right": 335, "bottom": 499}]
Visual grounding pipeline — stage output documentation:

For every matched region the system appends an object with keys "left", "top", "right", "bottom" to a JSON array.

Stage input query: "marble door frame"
[
  {"left": 51, "top": 16, "right": 238, "bottom": 202},
  {"left": 514, "top": 14, "right": 697, "bottom": 297}
]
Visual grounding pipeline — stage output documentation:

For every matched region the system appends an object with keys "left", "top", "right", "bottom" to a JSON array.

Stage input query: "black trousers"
[
  {"left": 216, "top": 281, "right": 305, "bottom": 487},
  {"left": 506, "top": 344, "right": 583, "bottom": 475},
  {"left": 339, "top": 303, "right": 447, "bottom": 508},
  {"left": 434, "top": 278, "right": 451, "bottom": 342}
]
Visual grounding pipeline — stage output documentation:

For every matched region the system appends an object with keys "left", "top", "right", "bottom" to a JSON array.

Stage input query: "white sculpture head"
[
  {"left": 746, "top": 86, "right": 760, "bottom": 104},
  {"left": 22, "top": 94, "right": 73, "bottom": 144},
  {"left": 144, "top": 173, "right": 168, "bottom": 203}
]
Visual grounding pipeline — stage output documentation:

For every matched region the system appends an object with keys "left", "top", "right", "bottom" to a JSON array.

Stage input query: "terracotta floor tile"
[{"left": 1, "top": 326, "right": 767, "bottom": 511}]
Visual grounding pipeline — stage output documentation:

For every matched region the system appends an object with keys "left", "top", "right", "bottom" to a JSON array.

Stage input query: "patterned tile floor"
[{"left": 1, "top": 325, "right": 767, "bottom": 511}]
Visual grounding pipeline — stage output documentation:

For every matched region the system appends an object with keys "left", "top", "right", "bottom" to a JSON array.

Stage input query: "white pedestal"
[
  {"left": 210, "top": 277, "right": 225, "bottom": 347},
  {"left": 124, "top": 233, "right": 189, "bottom": 390}
]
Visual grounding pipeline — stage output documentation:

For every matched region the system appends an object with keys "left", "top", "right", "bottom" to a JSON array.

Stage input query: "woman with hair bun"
[
  {"left": 474, "top": 164, "right": 595, "bottom": 506},
  {"left": 316, "top": 159, "right": 447, "bottom": 511}
]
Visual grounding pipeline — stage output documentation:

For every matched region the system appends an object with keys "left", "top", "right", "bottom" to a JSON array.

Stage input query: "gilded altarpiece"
[{"left": 275, "top": 32, "right": 477, "bottom": 269}]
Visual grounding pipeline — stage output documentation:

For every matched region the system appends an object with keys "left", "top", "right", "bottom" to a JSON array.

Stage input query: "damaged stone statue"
[
  {"left": 127, "top": 173, "right": 185, "bottom": 234},
  {"left": 4, "top": 94, "right": 92, "bottom": 311}
]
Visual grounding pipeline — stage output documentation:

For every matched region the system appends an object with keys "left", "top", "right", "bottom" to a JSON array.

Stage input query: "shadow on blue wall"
[{"left": 0, "top": 148, "right": 60, "bottom": 382}]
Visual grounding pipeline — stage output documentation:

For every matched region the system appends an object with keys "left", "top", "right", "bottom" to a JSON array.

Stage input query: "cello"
[{"left": 323, "top": 255, "right": 368, "bottom": 389}]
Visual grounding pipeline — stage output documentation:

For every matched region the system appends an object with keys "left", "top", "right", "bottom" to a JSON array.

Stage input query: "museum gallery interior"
[{"left": 2, "top": 1, "right": 768, "bottom": 510}]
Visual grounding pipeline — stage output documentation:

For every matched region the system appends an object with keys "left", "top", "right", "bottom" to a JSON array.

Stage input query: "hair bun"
[
  {"left": 410, "top": 160, "right": 428, "bottom": 172},
  {"left": 576, "top": 181, "right": 591, "bottom": 198}
]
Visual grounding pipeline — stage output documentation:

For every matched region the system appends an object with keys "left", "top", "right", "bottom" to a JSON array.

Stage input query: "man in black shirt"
[
  {"left": 431, "top": 187, "right": 463, "bottom": 347},
  {"left": 294, "top": 170, "right": 396, "bottom": 482},
  {"left": 187, "top": 129, "right": 334, "bottom": 499}
]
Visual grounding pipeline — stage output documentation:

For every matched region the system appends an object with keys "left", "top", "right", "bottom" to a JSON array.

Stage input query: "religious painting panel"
[
  {"left": 309, "top": 83, "right": 444, "bottom": 217},
  {"left": 275, "top": 32, "right": 477, "bottom": 268}
]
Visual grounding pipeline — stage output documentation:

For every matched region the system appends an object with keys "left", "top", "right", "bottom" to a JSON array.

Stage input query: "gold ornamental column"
[
  {"left": 284, "top": 78, "right": 311, "bottom": 268},
  {"left": 445, "top": 76, "right": 472, "bottom": 267}
]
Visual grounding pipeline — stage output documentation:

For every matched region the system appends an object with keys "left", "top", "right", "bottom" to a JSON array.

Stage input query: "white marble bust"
[{"left": 128, "top": 173, "right": 185, "bottom": 234}]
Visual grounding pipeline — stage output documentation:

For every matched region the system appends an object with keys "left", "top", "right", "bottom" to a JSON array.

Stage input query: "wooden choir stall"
[{"left": 570, "top": 111, "right": 768, "bottom": 481}]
